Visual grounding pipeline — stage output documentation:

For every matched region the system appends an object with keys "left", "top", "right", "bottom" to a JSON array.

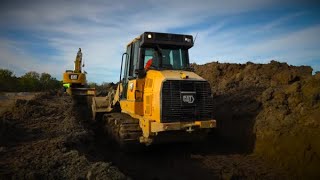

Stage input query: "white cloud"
[
  {"left": 0, "top": 0, "right": 319, "bottom": 83},
  {"left": 189, "top": 15, "right": 320, "bottom": 70},
  {"left": 0, "top": 38, "right": 62, "bottom": 77}
]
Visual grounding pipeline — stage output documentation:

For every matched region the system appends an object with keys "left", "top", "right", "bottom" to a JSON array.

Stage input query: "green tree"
[
  {"left": 20, "top": 71, "right": 41, "bottom": 91},
  {"left": 40, "top": 73, "right": 52, "bottom": 90},
  {"left": 88, "top": 82, "right": 97, "bottom": 88},
  {"left": 47, "top": 77, "right": 62, "bottom": 91},
  {"left": 22, "top": 71, "right": 40, "bottom": 80},
  {"left": 0, "top": 69, "right": 14, "bottom": 78},
  {"left": 0, "top": 68, "right": 61, "bottom": 92},
  {"left": 0, "top": 69, "right": 16, "bottom": 91}
]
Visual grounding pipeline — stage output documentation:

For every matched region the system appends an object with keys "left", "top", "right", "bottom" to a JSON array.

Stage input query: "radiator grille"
[{"left": 161, "top": 80, "right": 213, "bottom": 123}]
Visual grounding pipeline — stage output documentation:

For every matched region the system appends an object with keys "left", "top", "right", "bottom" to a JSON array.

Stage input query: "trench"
[
  {"left": 74, "top": 104, "right": 219, "bottom": 180},
  {"left": 72, "top": 98, "right": 278, "bottom": 180}
]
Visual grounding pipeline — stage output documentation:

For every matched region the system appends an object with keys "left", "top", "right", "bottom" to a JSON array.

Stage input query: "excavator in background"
[
  {"left": 63, "top": 48, "right": 96, "bottom": 96},
  {"left": 92, "top": 32, "right": 216, "bottom": 146}
]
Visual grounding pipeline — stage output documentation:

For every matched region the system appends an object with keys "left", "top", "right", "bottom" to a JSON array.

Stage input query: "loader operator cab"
[
  {"left": 143, "top": 48, "right": 190, "bottom": 70},
  {"left": 92, "top": 32, "right": 215, "bottom": 146},
  {"left": 120, "top": 32, "right": 194, "bottom": 99}
]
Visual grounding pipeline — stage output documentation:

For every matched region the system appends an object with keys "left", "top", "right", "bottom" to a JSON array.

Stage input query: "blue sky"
[{"left": 0, "top": 0, "right": 319, "bottom": 83}]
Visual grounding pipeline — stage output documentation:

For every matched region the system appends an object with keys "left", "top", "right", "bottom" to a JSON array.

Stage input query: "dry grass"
[{"left": 0, "top": 92, "right": 40, "bottom": 115}]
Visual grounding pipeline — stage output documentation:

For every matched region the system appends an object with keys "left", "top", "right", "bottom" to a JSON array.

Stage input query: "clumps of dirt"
[
  {"left": 193, "top": 60, "right": 312, "bottom": 95},
  {"left": 87, "top": 162, "right": 127, "bottom": 180},
  {"left": 193, "top": 60, "right": 320, "bottom": 178},
  {"left": 194, "top": 154, "right": 286, "bottom": 179},
  {"left": 96, "top": 82, "right": 118, "bottom": 97},
  {"left": 0, "top": 94, "right": 126, "bottom": 179},
  {"left": 255, "top": 75, "right": 320, "bottom": 178},
  {"left": 0, "top": 117, "right": 15, "bottom": 145}
]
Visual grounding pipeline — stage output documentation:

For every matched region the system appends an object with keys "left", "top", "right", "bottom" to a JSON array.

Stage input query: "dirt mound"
[
  {"left": 193, "top": 60, "right": 320, "bottom": 178},
  {"left": 0, "top": 95, "right": 126, "bottom": 179},
  {"left": 2, "top": 61, "right": 318, "bottom": 179}
]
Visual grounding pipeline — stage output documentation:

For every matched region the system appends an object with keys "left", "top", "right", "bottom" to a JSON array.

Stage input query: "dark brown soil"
[
  {"left": 0, "top": 94, "right": 126, "bottom": 179},
  {"left": 0, "top": 94, "right": 285, "bottom": 180},
  {"left": 193, "top": 60, "right": 320, "bottom": 179},
  {"left": 1, "top": 60, "right": 319, "bottom": 179}
]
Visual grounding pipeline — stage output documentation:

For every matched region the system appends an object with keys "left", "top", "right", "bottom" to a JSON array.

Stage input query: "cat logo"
[
  {"left": 182, "top": 95, "right": 195, "bottom": 104},
  {"left": 70, "top": 74, "right": 78, "bottom": 80},
  {"left": 181, "top": 92, "right": 196, "bottom": 106}
]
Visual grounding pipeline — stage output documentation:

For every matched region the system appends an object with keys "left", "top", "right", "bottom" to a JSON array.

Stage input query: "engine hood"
[{"left": 158, "top": 70, "right": 205, "bottom": 81}]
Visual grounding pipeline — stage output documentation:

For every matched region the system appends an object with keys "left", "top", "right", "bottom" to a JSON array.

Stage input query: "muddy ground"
[
  {"left": 0, "top": 93, "right": 285, "bottom": 179},
  {"left": 0, "top": 60, "right": 319, "bottom": 179}
]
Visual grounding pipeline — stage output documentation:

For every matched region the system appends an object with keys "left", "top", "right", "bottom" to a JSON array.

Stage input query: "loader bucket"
[
  {"left": 91, "top": 96, "right": 113, "bottom": 120},
  {"left": 71, "top": 88, "right": 96, "bottom": 96}
]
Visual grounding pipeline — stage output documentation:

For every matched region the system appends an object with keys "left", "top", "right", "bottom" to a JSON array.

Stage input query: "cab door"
[
  {"left": 121, "top": 45, "right": 131, "bottom": 99},
  {"left": 120, "top": 41, "right": 144, "bottom": 115},
  {"left": 122, "top": 41, "right": 138, "bottom": 98}
]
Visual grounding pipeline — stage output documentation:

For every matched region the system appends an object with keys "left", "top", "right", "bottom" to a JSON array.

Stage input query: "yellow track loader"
[
  {"left": 92, "top": 32, "right": 216, "bottom": 146},
  {"left": 63, "top": 48, "right": 96, "bottom": 96}
]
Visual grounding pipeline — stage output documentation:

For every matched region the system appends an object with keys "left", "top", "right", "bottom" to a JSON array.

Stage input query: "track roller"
[{"left": 102, "top": 113, "right": 143, "bottom": 149}]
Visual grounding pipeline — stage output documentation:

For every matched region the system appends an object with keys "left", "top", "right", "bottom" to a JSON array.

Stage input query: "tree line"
[{"left": 0, "top": 69, "right": 61, "bottom": 92}]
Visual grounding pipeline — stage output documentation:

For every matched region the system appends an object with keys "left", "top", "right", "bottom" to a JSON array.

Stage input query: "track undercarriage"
[{"left": 102, "top": 113, "right": 142, "bottom": 148}]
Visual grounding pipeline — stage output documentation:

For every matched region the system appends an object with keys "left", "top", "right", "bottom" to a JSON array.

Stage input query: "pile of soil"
[
  {"left": 193, "top": 60, "right": 320, "bottom": 178},
  {"left": 1, "top": 60, "right": 319, "bottom": 179},
  {"left": 0, "top": 94, "right": 126, "bottom": 179}
]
